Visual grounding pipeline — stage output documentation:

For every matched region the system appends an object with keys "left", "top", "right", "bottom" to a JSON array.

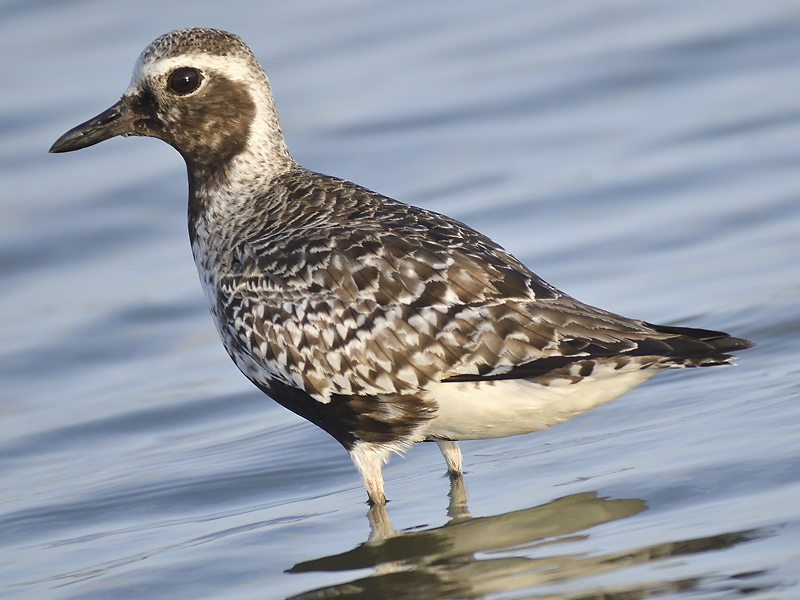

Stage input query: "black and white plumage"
[{"left": 51, "top": 28, "right": 753, "bottom": 505}]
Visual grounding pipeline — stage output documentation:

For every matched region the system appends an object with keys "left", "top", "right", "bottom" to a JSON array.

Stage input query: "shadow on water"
[{"left": 288, "top": 478, "right": 769, "bottom": 600}]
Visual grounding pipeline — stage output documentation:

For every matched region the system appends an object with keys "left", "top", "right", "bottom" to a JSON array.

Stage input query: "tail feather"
[{"left": 646, "top": 322, "right": 754, "bottom": 367}]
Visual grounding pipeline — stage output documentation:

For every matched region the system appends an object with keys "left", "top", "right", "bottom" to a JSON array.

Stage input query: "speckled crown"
[{"left": 138, "top": 28, "right": 256, "bottom": 63}]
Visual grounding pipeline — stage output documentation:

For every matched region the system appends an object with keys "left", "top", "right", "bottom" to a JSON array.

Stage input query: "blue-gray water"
[{"left": 2, "top": 1, "right": 799, "bottom": 598}]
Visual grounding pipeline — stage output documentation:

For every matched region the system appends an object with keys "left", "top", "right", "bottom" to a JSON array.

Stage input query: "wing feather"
[{"left": 214, "top": 168, "right": 748, "bottom": 401}]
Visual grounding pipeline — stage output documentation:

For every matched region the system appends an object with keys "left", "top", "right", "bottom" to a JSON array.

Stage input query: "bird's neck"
[{"left": 185, "top": 133, "right": 295, "bottom": 240}]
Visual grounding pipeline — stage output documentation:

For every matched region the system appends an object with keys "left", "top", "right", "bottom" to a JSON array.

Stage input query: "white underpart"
[
  {"left": 351, "top": 362, "right": 657, "bottom": 503},
  {"left": 422, "top": 362, "right": 660, "bottom": 440}
]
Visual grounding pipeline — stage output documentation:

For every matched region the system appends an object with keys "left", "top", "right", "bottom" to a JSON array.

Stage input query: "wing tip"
[{"left": 646, "top": 322, "right": 754, "bottom": 366}]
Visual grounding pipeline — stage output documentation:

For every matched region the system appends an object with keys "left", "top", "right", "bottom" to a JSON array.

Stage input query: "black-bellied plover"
[{"left": 51, "top": 28, "right": 753, "bottom": 505}]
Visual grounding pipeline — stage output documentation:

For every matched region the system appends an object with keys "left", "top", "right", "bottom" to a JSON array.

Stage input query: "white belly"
[{"left": 421, "top": 362, "right": 660, "bottom": 440}]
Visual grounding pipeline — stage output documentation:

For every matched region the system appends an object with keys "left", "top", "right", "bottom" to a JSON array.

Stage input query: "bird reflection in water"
[{"left": 288, "top": 476, "right": 768, "bottom": 600}]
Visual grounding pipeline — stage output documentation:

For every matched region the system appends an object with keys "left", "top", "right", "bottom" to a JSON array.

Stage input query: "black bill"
[{"left": 50, "top": 98, "right": 143, "bottom": 153}]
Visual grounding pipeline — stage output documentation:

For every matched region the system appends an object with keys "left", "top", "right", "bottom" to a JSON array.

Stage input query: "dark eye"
[{"left": 168, "top": 68, "right": 202, "bottom": 95}]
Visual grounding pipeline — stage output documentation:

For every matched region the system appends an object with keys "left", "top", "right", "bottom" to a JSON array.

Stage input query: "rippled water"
[{"left": 2, "top": 1, "right": 799, "bottom": 598}]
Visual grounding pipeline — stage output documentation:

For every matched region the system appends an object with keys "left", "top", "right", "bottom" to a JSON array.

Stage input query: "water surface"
[{"left": 2, "top": 1, "right": 799, "bottom": 598}]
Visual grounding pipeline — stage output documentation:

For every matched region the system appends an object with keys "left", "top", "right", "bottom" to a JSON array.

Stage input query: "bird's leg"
[
  {"left": 436, "top": 440, "right": 463, "bottom": 475},
  {"left": 350, "top": 442, "right": 389, "bottom": 505},
  {"left": 437, "top": 440, "right": 469, "bottom": 519}
]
